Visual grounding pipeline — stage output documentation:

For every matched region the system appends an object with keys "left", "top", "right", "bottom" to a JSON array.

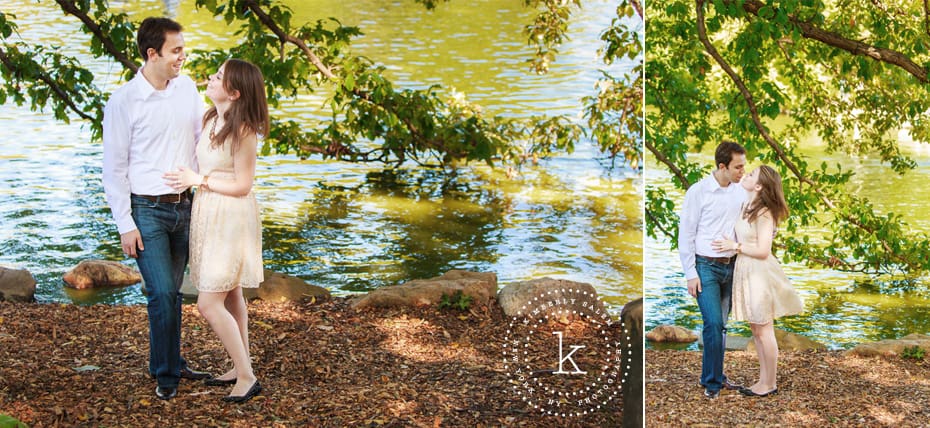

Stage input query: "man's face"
[
  {"left": 719, "top": 153, "right": 746, "bottom": 185},
  {"left": 147, "top": 31, "right": 186, "bottom": 80}
]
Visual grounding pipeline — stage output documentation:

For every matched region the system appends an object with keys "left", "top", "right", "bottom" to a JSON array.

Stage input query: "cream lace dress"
[
  {"left": 731, "top": 216, "right": 803, "bottom": 324},
  {"left": 189, "top": 120, "right": 263, "bottom": 292}
]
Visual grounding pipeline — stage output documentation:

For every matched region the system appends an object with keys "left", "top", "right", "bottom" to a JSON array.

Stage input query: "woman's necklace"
[{"left": 209, "top": 117, "right": 220, "bottom": 141}]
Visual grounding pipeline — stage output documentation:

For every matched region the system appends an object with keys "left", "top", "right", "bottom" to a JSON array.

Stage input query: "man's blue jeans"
[
  {"left": 131, "top": 195, "right": 191, "bottom": 389},
  {"left": 695, "top": 256, "right": 734, "bottom": 393}
]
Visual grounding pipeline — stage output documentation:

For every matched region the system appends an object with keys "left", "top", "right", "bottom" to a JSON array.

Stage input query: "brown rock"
[
  {"left": 745, "top": 328, "right": 826, "bottom": 352},
  {"left": 350, "top": 270, "right": 497, "bottom": 310},
  {"left": 171, "top": 269, "right": 330, "bottom": 304},
  {"left": 646, "top": 325, "right": 698, "bottom": 343},
  {"left": 496, "top": 277, "right": 609, "bottom": 321},
  {"left": 0, "top": 266, "right": 37, "bottom": 302},
  {"left": 243, "top": 269, "right": 331, "bottom": 303},
  {"left": 62, "top": 260, "right": 141, "bottom": 289},
  {"left": 845, "top": 333, "right": 930, "bottom": 358}
]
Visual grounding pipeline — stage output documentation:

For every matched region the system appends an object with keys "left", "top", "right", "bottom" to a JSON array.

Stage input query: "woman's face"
[
  {"left": 205, "top": 64, "right": 233, "bottom": 103},
  {"left": 741, "top": 167, "right": 760, "bottom": 192}
]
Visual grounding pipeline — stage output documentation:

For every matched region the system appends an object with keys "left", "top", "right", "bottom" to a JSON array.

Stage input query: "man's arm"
[
  {"left": 102, "top": 97, "right": 143, "bottom": 257},
  {"left": 678, "top": 185, "right": 702, "bottom": 296}
]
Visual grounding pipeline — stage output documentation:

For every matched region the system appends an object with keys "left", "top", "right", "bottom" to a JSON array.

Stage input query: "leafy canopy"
[
  {"left": 647, "top": 0, "right": 930, "bottom": 276},
  {"left": 0, "top": 0, "right": 642, "bottom": 172}
]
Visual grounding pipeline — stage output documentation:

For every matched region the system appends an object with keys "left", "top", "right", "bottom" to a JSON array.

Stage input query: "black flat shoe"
[
  {"left": 222, "top": 381, "right": 262, "bottom": 403},
  {"left": 155, "top": 386, "right": 178, "bottom": 400},
  {"left": 204, "top": 377, "right": 237, "bottom": 386},
  {"left": 739, "top": 387, "right": 778, "bottom": 397},
  {"left": 180, "top": 366, "right": 212, "bottom": 381}
]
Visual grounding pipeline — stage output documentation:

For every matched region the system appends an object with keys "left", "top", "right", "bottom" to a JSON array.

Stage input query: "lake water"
[
  {"left": 646, "top": 133, "right": 930, "bottom": 350},
  {"left": 0, "top": 0, "right": 642, "bottom": 311}
]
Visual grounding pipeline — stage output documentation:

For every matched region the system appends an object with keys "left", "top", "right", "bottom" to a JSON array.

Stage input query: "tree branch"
[
  {"left": 645, "top": 138, "right": 689, "bottom": 190},
  {"left": 696, "top": 0, "right": 909, "bottom": 267},
  {"left": 0, "top": 46, "right": 96, "bottom": 122},
  {"left": 924, "top": 0, "right": 930, "bottom": 37},
  {"left": 630, "top": 0, "right": 643, "bottom": 20},
  {"left": 737, "top": 0, "right": 928, "bottom": 83},
  {"left": 696, "top": 0, "right": 821, "bottom": 198},
  {"left": 644, "top": 207, "right": 676, "bottom": 242},
  {"left": 242, "top": 0, "right": 335, "bottom": 79},
  {"left": 53, "top": 0, "right": 137, "bottom": 73},
  {"left": 242, "top": 0, "right": 443, "bottom": 164}
]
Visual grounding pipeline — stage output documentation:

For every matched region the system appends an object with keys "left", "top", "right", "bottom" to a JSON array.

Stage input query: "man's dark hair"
[
  {"left": 137, "top": 17, "right": 183, "bottom": 61},
  {"left": 714, "top": 140, "right": 746, "bottom": 169}
]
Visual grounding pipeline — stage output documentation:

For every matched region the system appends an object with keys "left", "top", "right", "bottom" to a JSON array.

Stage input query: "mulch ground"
[
  {"left": 647, "top": 349, "right": 930, "bottom": 427},
  {"left": 0, "top": 299, "right": 623, "bottom": 427}
]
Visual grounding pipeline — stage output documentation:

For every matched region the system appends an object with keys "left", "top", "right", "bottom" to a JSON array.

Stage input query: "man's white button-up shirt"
[
  {"left": 102, "top": 68, "right": 203, "bottom": 234},
  {"left": 678, "top": 172, "right": 747, "bottom": 280}
]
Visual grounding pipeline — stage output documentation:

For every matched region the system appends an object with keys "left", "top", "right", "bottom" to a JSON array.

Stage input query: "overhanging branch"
[
  {"left": 645, "top": 207, "right": 675, "bottom": 241},
  {"left": 242, "top": 0, "right": 335, "bottom": 79},
  {"left": 54, "top": 0, "right": 137, "bottom": 74},
  {"left": 0, "top": 46, "right": 96, "bottom": 122},
  {"left": 645, "top": 138, "right": 689, "bottom": 190},
  {"left": 696, "top": 0, "right": 910, "bottom": 268},
  {"left": 737, "top": 0, "right": 928, "bottom": 83}
]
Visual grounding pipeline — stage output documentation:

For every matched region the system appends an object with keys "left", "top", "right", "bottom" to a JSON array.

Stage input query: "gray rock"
[
  {"left": 0, "top": 266, "right": 36, "bottom": 302},
  {"left": 497, "top": 277, "right": 607, "bottom": 320},
  {"left": 350, "top": 270, "right": 497, "bottom": 310},
  {"left": 697, "top": 334, "right": 752, "bottom": 351}
]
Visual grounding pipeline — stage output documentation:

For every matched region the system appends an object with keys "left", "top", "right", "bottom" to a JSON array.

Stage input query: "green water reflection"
[{"left": 0, "top": 0, "right": 641, "bottom": 310}]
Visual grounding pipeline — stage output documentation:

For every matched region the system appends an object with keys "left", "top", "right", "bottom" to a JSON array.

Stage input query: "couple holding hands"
[
  {"left": 678, "top": 141, "right": 805, "bottom": 399},
  {"left": 102, "top": 17, "right": 266, "bottom": 402}
]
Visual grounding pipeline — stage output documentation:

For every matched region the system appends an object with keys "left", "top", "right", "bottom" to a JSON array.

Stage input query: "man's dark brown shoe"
[
  {"left": 180, "top": 366, "right": 212, "bottom": 381},
  {"left": 722, "top": 378, "right": 744, "bottom": 390}
]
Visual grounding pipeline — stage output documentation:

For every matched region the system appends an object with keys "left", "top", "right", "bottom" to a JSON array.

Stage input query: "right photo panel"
[{"left": 644, "top": 1, "right": 930, "bottom": 425}]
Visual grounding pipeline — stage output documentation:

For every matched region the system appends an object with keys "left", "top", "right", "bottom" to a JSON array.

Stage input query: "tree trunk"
[{"left": 619, "top": 297, "right": 643, "bottom": 427}]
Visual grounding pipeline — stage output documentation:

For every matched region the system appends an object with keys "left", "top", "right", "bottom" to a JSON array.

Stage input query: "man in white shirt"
[
  {"left": 102, "top": 17, "right": 209, "bottom": 401},
  {"left": 678, "top": 141, "right": 747, "bottom": 399}
]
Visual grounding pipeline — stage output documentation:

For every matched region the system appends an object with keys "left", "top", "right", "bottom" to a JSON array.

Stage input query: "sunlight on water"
[{"left": 0, "top": 0, "right": 641, "bottom": 312}]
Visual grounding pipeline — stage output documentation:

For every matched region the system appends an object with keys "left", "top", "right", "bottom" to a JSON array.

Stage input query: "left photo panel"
[{"left": 0, "top": 0, "right": 644, "bottom": 426}]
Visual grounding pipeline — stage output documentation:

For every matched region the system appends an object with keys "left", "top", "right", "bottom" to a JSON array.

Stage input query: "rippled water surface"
[{"left": 0, "top": 0, "right": 642, "bottom": 310}]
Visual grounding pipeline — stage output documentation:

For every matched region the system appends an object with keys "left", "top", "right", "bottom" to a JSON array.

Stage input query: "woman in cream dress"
[
  {"left": 165, "top": 59, "right": 267, "bottom": 403},
  {"left": 712, "top": 165, "right": 803, "bottom": 397}
]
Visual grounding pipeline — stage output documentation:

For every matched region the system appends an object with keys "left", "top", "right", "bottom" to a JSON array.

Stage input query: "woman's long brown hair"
[
  {"left": 203, "top": 59, "right": 269, "bottom": 154},
  {"left": 744, "top": 165, "right": 789, "bottom": 226}
]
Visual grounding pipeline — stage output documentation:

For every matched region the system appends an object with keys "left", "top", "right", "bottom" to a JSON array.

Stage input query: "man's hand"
[
  {"left": 120, "top": 229, "right": 144, "bottom": 258},
  {"left": 687, "top": 277, "right": 701, "bottom": 298}
]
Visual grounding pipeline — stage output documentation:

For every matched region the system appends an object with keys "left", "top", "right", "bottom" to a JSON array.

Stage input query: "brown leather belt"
[
  {"left": 697, "top": 255, "right": 734, "bottom": 265},
  {"left": 133, "top": 189, "right": 191, "bottom": 204}
]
